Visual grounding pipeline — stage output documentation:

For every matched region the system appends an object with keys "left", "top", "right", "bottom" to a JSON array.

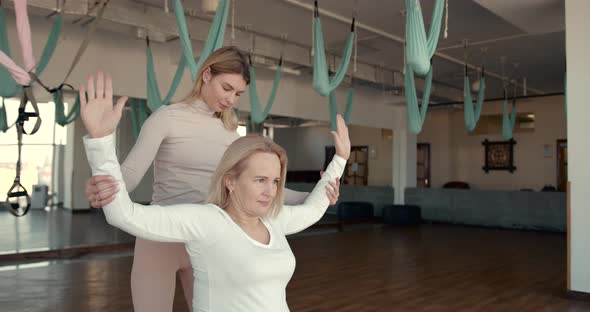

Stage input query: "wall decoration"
[{"left": 482, "top": 139, "right": 517, "bottom": 173}]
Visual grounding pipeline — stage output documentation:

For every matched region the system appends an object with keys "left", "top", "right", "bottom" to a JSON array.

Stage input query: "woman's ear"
[
  {"left": 202, "top": 67, "right": 212, "bottom": 84},
  {"left": 224, "top": 176, "right": 235, "bottom": 193}
]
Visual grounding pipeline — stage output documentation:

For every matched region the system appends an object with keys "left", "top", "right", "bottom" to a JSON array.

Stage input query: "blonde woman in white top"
[
  {"left": 80, "top": 70, "right": 350, "bottom": 311},
  {"left": 84, "top": 47, "right": 340, "bottom": 312}
]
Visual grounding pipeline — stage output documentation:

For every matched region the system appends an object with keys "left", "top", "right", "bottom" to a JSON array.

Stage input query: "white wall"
[
  {"left": 274, "top": 126, "right": 331, "bottom": 171},
  {"left": 418, "top": 95, "right": 567, "bottom": 190},
  {"left": 566, "top": 0, "right": 590, "bottom": 294},
  {"left": 417, "top": 111, "right": 453, "bottom": 188},
  {"left": 393, "top": 129, "right": 416, "bottom": 204}
]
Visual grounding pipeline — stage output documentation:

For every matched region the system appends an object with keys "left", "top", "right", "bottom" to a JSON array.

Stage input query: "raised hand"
[
  {"left": 331, "top": 114, "right": 351, "bottom": 160},
  {"left": 80, "top": 71, "right": 128, "bottom": 138}
]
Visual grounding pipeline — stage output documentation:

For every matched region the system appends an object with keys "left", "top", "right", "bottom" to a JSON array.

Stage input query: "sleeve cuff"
[
  {"left": 332, "top": 154, "right": 347, "bottom": 166},
  {"left": 83, "top": 132, "right": 118, "bottom": 175}
]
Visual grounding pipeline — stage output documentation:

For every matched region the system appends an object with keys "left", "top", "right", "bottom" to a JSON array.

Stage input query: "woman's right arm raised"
[
  {"left": 85, "top": 98, "right": 170, "bottom": 208},
  {"left": 80, "top": 72, "right": 224, "bottom": 243}
]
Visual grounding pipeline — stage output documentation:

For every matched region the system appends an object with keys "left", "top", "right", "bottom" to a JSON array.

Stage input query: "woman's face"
[
  {"left": 227, "top": 152, "right": 281, "bottom": 218},
  {"left": 201, "top": 69, "right": 247, "bottom": 112}
]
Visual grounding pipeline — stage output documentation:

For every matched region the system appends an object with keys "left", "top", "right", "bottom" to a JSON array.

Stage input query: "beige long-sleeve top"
[{"left": 120, "top": 99, "right": 308, "bottom": 206}]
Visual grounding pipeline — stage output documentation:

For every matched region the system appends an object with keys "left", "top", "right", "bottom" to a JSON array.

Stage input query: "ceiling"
[
  {"left": 226, "top": 0, "right": 566, "bottom": 100},
  {"left": 21, "top": 0, "right": 568, "bottom": 103}
]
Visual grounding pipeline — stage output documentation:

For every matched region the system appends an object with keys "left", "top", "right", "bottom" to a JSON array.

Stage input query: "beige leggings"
[{"left": 131, "top": 238, "right": 193, "bottom": 312}]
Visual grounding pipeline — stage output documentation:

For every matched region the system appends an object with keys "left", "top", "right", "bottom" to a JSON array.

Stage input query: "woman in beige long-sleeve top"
[{"left": 84, "top": 47, "right": 341, "bottom": 312}]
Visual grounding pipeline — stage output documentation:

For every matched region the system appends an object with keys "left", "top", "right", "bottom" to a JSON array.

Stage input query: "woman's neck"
[{"left": 225, "top": 204, "right": 261, "bottom": 228}]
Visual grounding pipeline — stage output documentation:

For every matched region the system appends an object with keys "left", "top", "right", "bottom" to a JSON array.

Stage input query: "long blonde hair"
[
  {"left": 183, "top": 46, "right": 250, "bottom": 131},
  {"left": 208, "top": 134, "right": 288, "bottom": 217}
]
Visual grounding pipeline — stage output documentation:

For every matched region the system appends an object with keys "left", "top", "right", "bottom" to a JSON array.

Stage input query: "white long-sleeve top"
[
  {"left": 84, "top": 133, "right": 346, "bottom": 312},
  {"left": 121, "top": 99, "right": 309, "bottom": 206}
]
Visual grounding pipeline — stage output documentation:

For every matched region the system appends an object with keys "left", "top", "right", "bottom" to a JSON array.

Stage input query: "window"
[
  {"left": 237, "top": 125, "right": 247, "bottom": 137},
  {"left": 236, "top": 125, "right": 273, "bottom": 139},
  {"left": 0, "top": 98, "right": 70, "bottom": 201}
]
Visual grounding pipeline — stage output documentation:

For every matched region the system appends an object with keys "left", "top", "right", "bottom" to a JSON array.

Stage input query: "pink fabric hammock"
[{"left": 0, "top": 0, "right": 35, "bottom": 85}]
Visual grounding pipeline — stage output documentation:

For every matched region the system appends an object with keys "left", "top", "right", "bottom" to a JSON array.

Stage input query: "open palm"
[
  {"left": 332, "top": 114, "right": 351, "bottom": 160},
  {"left": 80, "top": 71, "right": 128, "bottom": 138}
]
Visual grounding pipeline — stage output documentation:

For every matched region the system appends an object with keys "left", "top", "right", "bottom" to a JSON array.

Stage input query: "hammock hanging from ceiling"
[{"left": 312, "top": 1, "right": 355, "bottom": 97}]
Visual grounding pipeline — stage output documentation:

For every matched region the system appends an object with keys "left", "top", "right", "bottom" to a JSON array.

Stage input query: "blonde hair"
[
  {"left": 208, "top": 134, "right": 288, "bottom": 217},
  {"left": 183, "top": 46, "right": 250, "bottom": 131}
]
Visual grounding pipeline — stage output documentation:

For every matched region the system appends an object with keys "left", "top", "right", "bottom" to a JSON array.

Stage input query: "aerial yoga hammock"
[
  {"left": 173, "top": 0, "right": 229, "bottom": 81},
  {"left": 135, "top": 0, "right": 229, "bottom": 132},
  {"left": 405, "top": 0, "right": 446, "bottom": 76},
  {"left": 141, "top": 0, "right": 229, "bottom": 119},
  {"left": 312, "top": 0, "right": 355, "bottom": 97},
  {"left": 403, "top": 0, "right": 447, "bottom": 134},
  {"left": 248, "top": 54, "right": 282, "bottom": 128},
  {"left": 502, "top": 84, "right": 518, "bottom": 141},
  {"left": 328, "top": 85, "right": 354, "bottom": 131},
  {"left": 129, "top": 98, "right": 151, "bottom": 140},
  {"left": 463, "top": 66, "right": 486, "bottom": 132}
]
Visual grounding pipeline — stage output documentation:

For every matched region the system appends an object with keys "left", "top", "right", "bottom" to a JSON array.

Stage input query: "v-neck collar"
[{"left": 218, "top": 207, "right": 274, "bottom": 248}]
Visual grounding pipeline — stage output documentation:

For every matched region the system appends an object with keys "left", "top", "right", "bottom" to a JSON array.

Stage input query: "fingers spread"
[
  {"left": 79, "top": 85, "right": 87, "bottom": 108},
  {"left": 87, "top": 75, "right": 95, "bottom": 100},
  {"left": 105, "top": 73, "right": 113, "bottom": 100},
  {"left": 96, "top": 71, "right": 104, "bottom": 99}
]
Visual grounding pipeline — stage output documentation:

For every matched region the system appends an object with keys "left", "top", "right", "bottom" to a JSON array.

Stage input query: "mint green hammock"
[
  {"left": 173, "top": 0, "right": 229, "bottom": 81},
  {"left": 0, "top": 98, "right": 13, "bottom": 132},
  {"left": 502, "top": 87, "right": 517, "bottom": 140},
  {"left": 405, "top": 0, "right": 445, "bottom": 76},
  {"left": 51, "top": 86, "right": 80, "bottom": 126},
  {"left": 328, "top": 87, "right": 354, "bottom": 131},
  {"left": 0, "top": 9, "right": 17, "bottom": 132},
  {"left": 129, "top": 98, "right": 151, "bottom": 141},
  {"left": 143, "top": 0, "right": 229, "bottom": 111},
  {"left": 249, "top": 56, "right": 282, "bottom": 125},
  {"left": 47, "top": 1, "right": 111, "bottom": 128},
  {"left": 405, "top": 59, "right": 433, "bottom": 134},
  {"left": 312, "top": 1, "right": 355, "bottom": 96},
  {"left": 38, "top": 15, "right": 79, "bottom": 127},
  {"left": 464, "top": 67, "right": 486, "bottom": 132},
  {"left": 0, "top": 8, "right": 19, "bottom": 98},
  {"left": 145, "top": 39, "right": 186, "bottom": 111}
]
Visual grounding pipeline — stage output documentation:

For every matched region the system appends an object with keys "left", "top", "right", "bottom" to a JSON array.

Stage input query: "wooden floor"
[
  {"left": 1, "top": 224, "right": 589, "bottom": 312},
  {"left": 0, "top": 210, "right": 134, "bottom": 256},
  {"left": 0, "top": 209, "right": 337, "bottom": 258}
]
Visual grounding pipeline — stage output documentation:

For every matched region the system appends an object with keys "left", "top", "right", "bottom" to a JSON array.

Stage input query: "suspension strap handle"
[
  {"left": 4, "top": 177, "right": 31, "bottom": 217},
  {"left": 3, "top": 87, "right": 40, "bottom": 217},
  {"left": 19, "top": 86, "right": 42, "bottom": 135}
]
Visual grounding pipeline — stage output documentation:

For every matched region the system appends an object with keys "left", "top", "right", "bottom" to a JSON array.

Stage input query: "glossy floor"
[
  {"left": 0, "top": 209, "right": 134, "bottom": 255},
  {"left": 1, "top": 225, "right": 588, "bottom": 311}
]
